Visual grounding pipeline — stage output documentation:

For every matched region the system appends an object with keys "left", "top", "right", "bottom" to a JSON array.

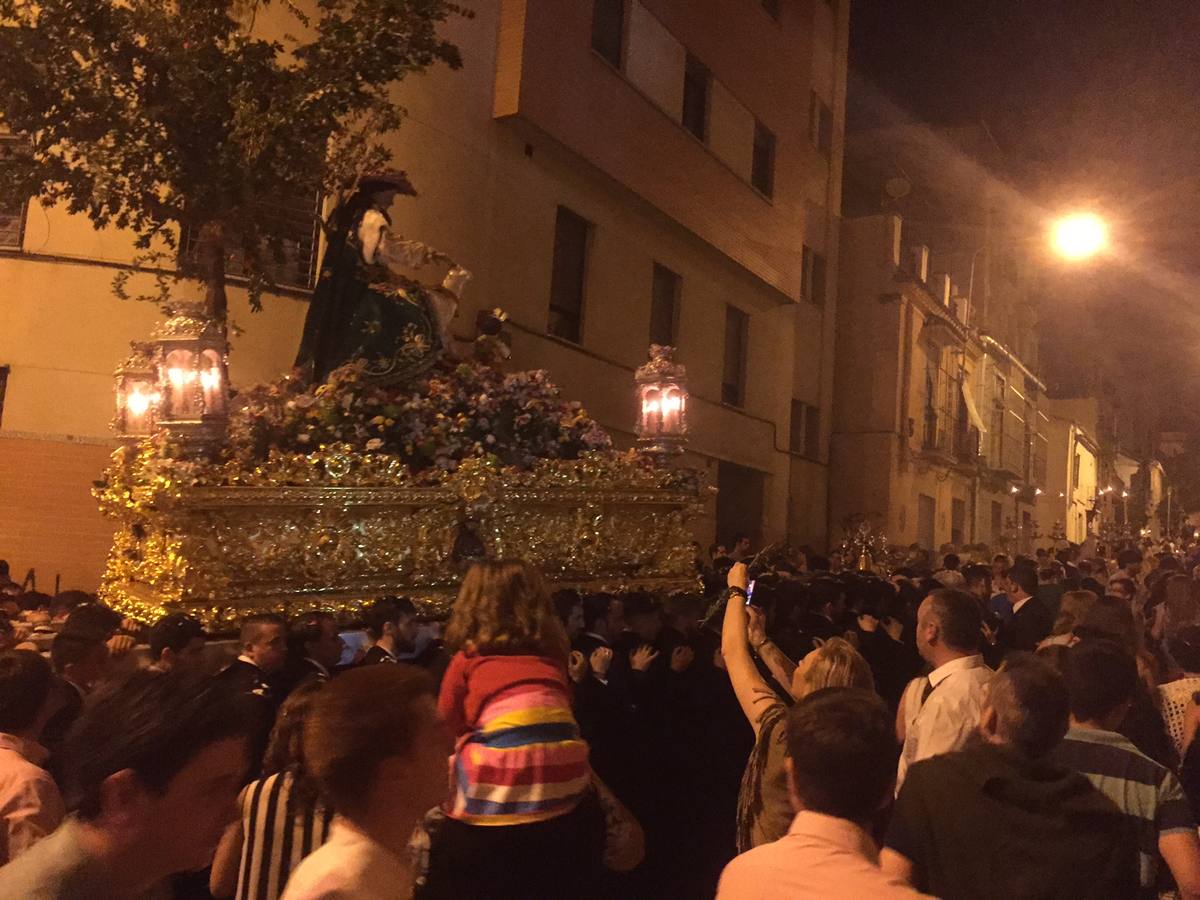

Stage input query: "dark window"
[
  {"left": 722, "top": 305, "right": 748, "bottom": 406},
  {"left": 0, "top": 365, "right": 8, "bottom": 429},
  {"left": 951, "top": 497, "right": 966, "bottom": 545},
  {"left": 801, "top": 245, "right": 827, "bottom": 305},
  {"left": 182, "top": 186, "right": 321, "bottom": 289},
  {"left": 809, "top": 91, "right": 833, "bottom": 157},
  {"left": 591, "top": 0, "right": 624, "bottom": 68},
  {"left": 549, "top": 206, "right": 590, "bottom": 344},
  {"left": 0, "top": 137, "right": 29, "bottom": 251},
  {"left": 789, "top": 399, "right": 805, "bottom": 453},
  {"left": 761, "top": 0, "right": 781, "bottom": 18},
  {"left": 649, "top": 263, "right": 680, "bottom": 347},
  {"left": 804, "top": 402, "right": 821, "bottom": 459},
  {"left": 751, "top": 121, "right": 776, "bottom": 197},
  {"left": 682, "top": 54, "right": 710, "bottom": 140},
  {"left": 790, "top": 400, "right": 822, "bottom": 459}
]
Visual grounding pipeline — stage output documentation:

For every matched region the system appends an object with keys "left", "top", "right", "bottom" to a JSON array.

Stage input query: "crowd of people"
[{"left": 3, "top": 538, "right": 1200, "bottom": 897}]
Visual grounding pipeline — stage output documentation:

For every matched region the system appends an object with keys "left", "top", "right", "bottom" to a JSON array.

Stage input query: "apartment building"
[
  {"left": 831, "top": 124, "right": 1048, "bottom": 553},
  {"left": 0, "top": 0, "right": 848, "bottom": 588}
]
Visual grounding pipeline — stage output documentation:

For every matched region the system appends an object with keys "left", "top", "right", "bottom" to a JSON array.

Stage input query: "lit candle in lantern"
[{"left": 634, "top": 345, "right": 689, "bottom": 458}]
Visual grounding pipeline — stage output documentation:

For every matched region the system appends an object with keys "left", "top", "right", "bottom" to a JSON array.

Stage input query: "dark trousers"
[{"left": 418, "top": 796, "right": 607, "bottom": 900}]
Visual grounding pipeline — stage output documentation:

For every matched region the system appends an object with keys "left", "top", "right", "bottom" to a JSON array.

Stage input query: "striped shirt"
[
  {"left": 440, "top": 652, "right": 590, "bottom": 827},
  {"left": 1055, "top": 726, "right": 1195, "bottom": 894},
  {"left": 235, "top": 770, "right": 334, "bottom": 900}
]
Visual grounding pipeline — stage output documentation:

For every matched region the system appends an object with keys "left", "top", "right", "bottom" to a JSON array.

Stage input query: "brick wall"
[{"left": 0, "top": 436, "right": 115, "bottom": 592}]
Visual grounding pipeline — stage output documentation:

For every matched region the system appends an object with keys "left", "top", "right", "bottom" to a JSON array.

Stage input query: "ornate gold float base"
[{"left": 97, "top": 451, "right": 704, "bottom": 628}]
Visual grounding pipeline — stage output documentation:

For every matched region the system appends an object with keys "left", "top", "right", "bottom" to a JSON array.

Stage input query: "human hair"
[
  {"left": 0, "top": 650, "right": 53, "bottom": 734},
  {"left": 792, "top": 638, "right": 875, "bottom": 699},
  {"left": 17, "top": 591, "right": 51, "bottom": 613},
  {"left": 1036, "top": 642, "right": 1071, "bottom": 674},
  {"left": 807, "top": 579, "right": 842, "bottom": 615},
  {"left": 551, "top": 589, "right": 582, "bottom": 625},
  {"left": 303, "top": 664, "right": 434, "bottom": 817},
  {"left": 1065, "top": 640, "right": 1138, "bottom": 723},
  {"left": 1007, "top": 564, "right": 1038, "bottom": 597},
  {"left": 49, "top": 591, "right": 85, "bottom": 619},
  {"left": 289, "top": 611, "right": 335, "bottom": 655},
  {"left": 993, "top": 553, "right": 1011, "bottom": 566},
  {"left": 1073, "top": 595, "right": 1138, "bottom": 652},
  {"left": 926, "top": 588, "right": 982, "bottom": 653},
  {"left": 1117, "top": 548, "right": 1143, "bottom": 569},
  {"left": 444, "top": 560, "right": 568, "bottom": 660},
  {"left": 63, "top": 671, "right": 255, "bottom": 820},
  {"left": 962, "top": 564, "right": 991, "bottom": 591},
  {"left": 148, "top": 614, "right": 205, "bottom": 660},
  {"left": 0, "top": 560, "right": 8, "bottom": 579},
  {"left": 1038, "top": 562, "right": 1065, "bottom": 584},
  {"left": 363, "top": 597, "right": 414, "bottom": 640},
  {"left": 942, "top": 553, "right": 960, "bottom": 571},
  {"left": 581, "top": 592, "right": 616, "bottom": 632},
  {"left": 1164, "top": 575, "right": 1199, "bottom": 638},
  {"left": 50, "top": 631, "right": 105, "bottom": 675},
  {"left": 240, "top": 613, "right": 286, "bottom": 648},
  {"left": 1108, "top": 575, "right": 1136, "bottom": 595},
  {"left": 988, "top": 654, "right": 1070, "bottom": 759},
  {"left": 785, "top": 687, "right": 898, "bottom": 822},
  {"left": 262, "top": 679, "right": 325, "bottom": 804},
  {"left": 1051, "top": 590, "right": 1098, "bottom": 637},
  {"left": 63, "top": 602, "right": 122, "bottom": 639}
]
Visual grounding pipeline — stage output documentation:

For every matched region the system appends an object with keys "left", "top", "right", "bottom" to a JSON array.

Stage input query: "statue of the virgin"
[{"left": 294, "top": 170, "right": 471, "bottom": 385}]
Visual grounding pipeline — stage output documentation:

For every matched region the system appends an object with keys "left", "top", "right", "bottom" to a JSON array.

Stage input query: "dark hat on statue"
[{"left": 358, "top": 169, "right": 417, "bottom": 196}]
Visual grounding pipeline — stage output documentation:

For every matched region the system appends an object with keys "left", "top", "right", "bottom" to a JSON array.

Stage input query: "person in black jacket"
[
  {"left": 1002, "top": 563, "right": 1053, "bottom": 654},
  {"left": 214, "top": 613, "right": 288, "bottom": 777}
]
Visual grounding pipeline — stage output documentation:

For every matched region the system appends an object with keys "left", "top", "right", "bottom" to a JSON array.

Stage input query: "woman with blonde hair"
[
  {"left": 421, "top": 559, "right": 606, "bottom": 899},
  {"left": 721, "top": 564, "right": 876, "bottom": 851},
  {"left": 1037, "top": 589, "right": 1098, "bottom": 649}
]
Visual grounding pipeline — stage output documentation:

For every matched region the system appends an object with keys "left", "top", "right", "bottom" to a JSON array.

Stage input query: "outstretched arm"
[
  {"left": 747, "top": 605, "right": 796, "bottom": 693},
  {"left": 721, "top": 563, "right": 778, "bottom": 736}
]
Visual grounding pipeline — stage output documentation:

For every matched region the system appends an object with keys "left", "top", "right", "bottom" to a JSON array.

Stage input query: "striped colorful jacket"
[{"left": 438, "top": 651, "right": 591, "bottom": 826}]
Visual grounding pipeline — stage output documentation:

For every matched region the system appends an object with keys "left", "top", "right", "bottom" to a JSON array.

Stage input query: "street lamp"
[{"left": 1050, "top": 213, "right": 1107, "bottom": 261}]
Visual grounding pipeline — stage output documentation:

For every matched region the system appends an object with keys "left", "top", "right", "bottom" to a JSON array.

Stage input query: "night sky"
[{"left": 848, "top": 0, "right": 1200, "bottom": 430}]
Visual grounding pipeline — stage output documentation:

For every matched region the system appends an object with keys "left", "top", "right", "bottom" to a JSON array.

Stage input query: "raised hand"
[
  {"left": 568, "top": 650, "right": 588, "bottom": 683},
  {"left": 670, "top": 645, "right": 695, "bottom": 673},
  {"left": 590, "top": 646, "right": 613, "bottom": 679},
  {"left": 746, "top": 605, "right": 768, "bottom": 649},
  {"left": 630, "top": 644, "right": 660, "bottom": 672}
]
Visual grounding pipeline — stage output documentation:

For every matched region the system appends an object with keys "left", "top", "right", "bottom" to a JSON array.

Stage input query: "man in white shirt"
[{"left": 897, "top": 588, "right": 993, "bottom": 790}]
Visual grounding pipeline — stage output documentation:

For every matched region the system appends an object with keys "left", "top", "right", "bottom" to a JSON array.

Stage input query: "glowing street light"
[{"left": 1051, "top": 212, "right": 1108, "bottom": 261}]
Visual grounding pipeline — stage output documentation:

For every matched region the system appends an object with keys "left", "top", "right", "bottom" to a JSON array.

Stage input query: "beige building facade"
[
  {"left": 0, "top": 0, "right": 848, "bottom": 589},
  {"left": 831, "top": 214, "right": 1047, "bottom": 553},
  {"left": 1039, "top": 397, "right": 1100, "bottom": 545}
]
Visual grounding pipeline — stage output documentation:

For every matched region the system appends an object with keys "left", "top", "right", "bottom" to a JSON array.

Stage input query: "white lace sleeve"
[{"left": 357, "top": 208, "right": 388, "bottom": 265}]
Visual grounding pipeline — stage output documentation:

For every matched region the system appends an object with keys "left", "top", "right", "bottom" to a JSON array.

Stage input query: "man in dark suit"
[
  {"left": 1002, "top": 563, "right": 1053, "bottom": 653},
  {"left": 285, "top": 610, "right": 345, "bottom": 687},
  {"left": 214, "top": 612, "right": 288, "bottom": 775}
]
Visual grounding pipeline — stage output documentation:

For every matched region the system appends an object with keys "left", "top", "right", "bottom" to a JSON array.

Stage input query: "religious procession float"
[{"left": 95, "top": 173, "right": 705, "bottom": 628}]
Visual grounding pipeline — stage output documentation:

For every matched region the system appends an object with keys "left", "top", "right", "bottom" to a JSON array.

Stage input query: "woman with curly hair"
[
  {"left": 721, "top": 563, "right": 876, "bottom": 852},
  {"left": 420, "top": 559, "right": 607, "bottom": 899}
]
